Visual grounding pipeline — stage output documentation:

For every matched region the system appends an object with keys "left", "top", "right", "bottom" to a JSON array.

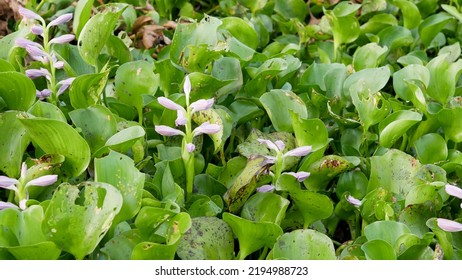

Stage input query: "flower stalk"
[{"left": 155, "top": 75, "right": 221, "bottom": 201}]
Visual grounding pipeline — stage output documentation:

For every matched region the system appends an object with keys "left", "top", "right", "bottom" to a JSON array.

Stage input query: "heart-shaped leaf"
[{"left": 0, "top": 72, "right": 36, "bottom": 111}]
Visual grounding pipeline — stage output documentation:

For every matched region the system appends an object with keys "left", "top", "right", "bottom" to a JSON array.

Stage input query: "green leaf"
[
  {"left": 378, "top": 110, "right": 422, "bottom": 148},
  {"left": 0, "top": 58, "right": 15, "bottom": 72},
  {"left": 19, "top": 117, "right": 91, "bottom": 178},
  {"left": 177, "top": 217, "right": 234, "bottom": 260},
  {"left": 414, "top": 133, "right": 448, "bottom": 164},
  {"left": 95, "top": 150, "right": 145, "bottom": 223},
  {"left": 101, "top": 229, "right": 143, "bottom": 260},
  {"left": 223, "top": 212, "right": 283, "bottom": 260},
  {"left": 368, "top": 149, "right": 421, "bottom": 196},
  {"left": 361, "top": 240, "right": 397, "bottom": 260},
  {"left": 291, "top": 116, "right": 329, "bottom": 155},
  {"left": 192, "top": 108, "right": 232, "bottom": 153},
  {"left": 0, "top": 111, "right": 30, "bottom": 177},
  {"left": 115, "top": 60, "right": 159, "bottom": 114},
  {"left": 241, "top": 192, "right": 290, "bottom": 225},
  {"left": 0, "top": 72, "right": 36, "bottom": 111},
  {"left": 418, "top": 13, "right": 453, "bottom": 48},
  {"left": 69, "top": 70, "right": 110, "bottom": 109},
  {"left": 272, "top": 229, "right": 336, "bottom": 260},
  {"left": 399, "top": 204, "right": 437, "bottom": 238},
  {"left": 377, "top": 26, "right": 414, "bottom": 51},
  {"left": 260, "top": 89, "right": 307, "bottom": 132},
  {"left": 99, "top": 125, "right": 146, "bottom": 155},
  {"left": 223, "top": 156, "right": 269, "bottom": 214},
  {"left": 344, "top": 66, "right": 391, "bottom": 101},
  {"left": 69, "top": 105, "right": 117, "bottom": 153},
  {"left": 426, "top": 53, "right": 462, "bottom": 105},
  {"left": 352, "top": 43, "right": 388, "bottom": 71},
  {"left": 351, "top": 86, "right": 391, "bottom": 132},
  {"left": 436, "top": 107, "right": 462, "bottom": 143},
  {"left": 275, "top": 0, "right": 308, "bottom": 21},
  {"left": 43, "top": 182, "right": 123, "bottom": 260},
  {"left": 393, "top": 64, "right": 430, "bottom": 101},
  {"left": 218, "top": 17, "right": 259, "bottom": 49},
  {"left": 78, "top": 4, "right": 128, "bottom": 66},
  {"left": 393, "top": 0, "right": 422, "bottom": 29},
  {"left": 73, "top": 0, "right": 95, "bottom": 39},
  {"left": 28, "top": 101, "right": 67, "bottom": 122},
  {"left": 364, "top": 221, "right": 411, "bottom": 246}
]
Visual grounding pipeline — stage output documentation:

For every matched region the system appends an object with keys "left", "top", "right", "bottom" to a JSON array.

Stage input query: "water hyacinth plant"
[{"left": 2, "top": 0, "right": 462, "bottom": 260}]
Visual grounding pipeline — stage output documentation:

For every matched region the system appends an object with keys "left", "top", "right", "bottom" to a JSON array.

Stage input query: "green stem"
[{"left": 258, "top": 247, "right": 269, "bottom": 260}]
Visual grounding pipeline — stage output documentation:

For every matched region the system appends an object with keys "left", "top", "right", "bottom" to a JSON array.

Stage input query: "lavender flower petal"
[
  {"left": 283, "top": 146, "right": 312, "bottom": 158},
  {"left": 54, "top": 61, "right": 64, "bottom": 69},
  {"left": 155, "top": 125, "right": 185, "bottom": 136},
  {"left": 48, "top": 13, "right": 73, "bottom": 27},
  {"left": 264, "top": 156, "right": 277, "bottom": 164},
  {"left": 285, "top": 171, "right": 311, "bottom": 182},
  {"left": 437, "top": 218, "right": 462, "bottom": 232},
  {"left": 257, "top": 139, "right": 280, "bottom": 153},
  {"left": 0, "top": 201, "right": 19, "bottom": 210},
  {"left": 0, "top": 176, "right": 19, "bottom": 190},
  {"left": 158, "top": 97, "right": 184, "bottom": 111},
  {"left": 15, "top": 38, "right": 41, "bottom": 49},
  {"left": 25, "top": 68, "right": 51, "bottom": 80},
  {"left": 49, "top": 34, "right": 75, "bottom": 45},
  {"left": 175, "top": 109, "right": 187, "bottom": 126},
  {"left": 256, "top": 184, "right": 275, "bottom": 193},
  {"left": 31, "top": 25, "right": 44, "bottom": 35},
  {"left": 275, "top": 140, "right": 285, "bottom": 152},
  {"left": 445, "top": 184, "right": 462, "bottom": 200},
  {"left": 192, "top": 122, "right": 221, "bottom": 137},
  {"left": 25, "top": 175, "right": 58, "bottom": 188},
  {"left": 18, "top": 7, "right": 44, "bottom": 22},
  {"left": 36, "top": 89, "right": 51, "bottom": 100},
  {"left": 186, "top": 143, "right": 196, "bottom": 153},
  {"left": 57, "top": 77, "right": 75, "bottom": 95},
  {"left": 20, "top": 162, "right": 27, "bottom": 179},
  {"left": 346, "top": 195, "right": 362, "bottom": 207},
  {"left": 25, "top": 45, "right": 47, "bottom": 59},
  {"left": 190, "top": 98, "right": 214, "bottom": 114},
  {"left": 19, "top": 199, "right": 27, "bottom": 210}
]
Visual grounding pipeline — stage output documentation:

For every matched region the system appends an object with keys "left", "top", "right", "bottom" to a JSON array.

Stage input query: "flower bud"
[
  {"left": 437, "top": 218, "right": 462, "bottom": 232},
  {"left": 175, "top": 110, "right": 187, "bottom": 126},
  {"left": 155, "top": 125, "right": 185, "bottom": 136},
  {"left": 18, "top": 6, "right": 44, "bottom": 22},
  {"left": 186, "top": 143, "right": 195, "bottom": 153},
  {"left": 158, "top": 97, "right": 184, "bottom": 111},
  {"left": 49, "top": 34, "right": 75, "bottom": 45},
  {"left": 36, "top": 89, "right": 51, "bottom": 100},
  {"left": 25, "top": 68, "right": 51, "bottom": 80},
  {"left": 190, "top": 98, "right": 214, "bottom": 114},
  {"left": 192, "top": 122, "right": 221, "bottom": 137},
  {"left": 445, "top": 184, "right": 462, "bottom": 200},
  {"left": 257, "top": 139, "right": 280, "bottom": 153},
  {"left": 256, "top": 184, "right": 275, "bottom": 193},
  {"left": 31, "top": 25, "right": 44, "bottom": 35},
  {"left": 48, "top": 13, "right": 73, "bottom": 27},
  {"left": 346, "top": 195, "right": 362, "bottom": 207},
  {"left": 283, "top": 146, "right": 312, "bottom": 158},
  {"left": 25, "top": 175, "right": 58, "bottom": 188},
  {"left": 57, "top": 77, "right": 75, "bottom": 95},
  {"left": 184, "top": 75, "right": 191, "bottom": 100},
  {"left": 0, "top": 201, "right": 19, "bottom": 210},
  {"left": 285, "top": 171, "right": 311, "bottom": 182}
]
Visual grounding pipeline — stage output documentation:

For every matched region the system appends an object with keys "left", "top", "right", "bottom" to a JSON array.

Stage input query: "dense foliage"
[{"left": 1, "top": 0, "right": 462, "bottom": 260}]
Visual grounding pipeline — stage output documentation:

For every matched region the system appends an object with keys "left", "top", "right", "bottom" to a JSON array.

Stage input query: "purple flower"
[
  {"left": 36, "top": 89, "right": 51, "bottom": 100},
  {"left": 0, "top": 201, "right": 19, "bottom": 210},
  {"left": 0, "top": 176, "right": 19, "bottom": 191},
  {"left": 190, "top": 98, "right": 214, "bottom": 114},
  {"left": 346, "top": 195, "right": 362, "bottom": 207},
  {"left": 175, "top": 109, "right": 187, "bottom": 126},
  {"left": 258, "top": 139, "right": 280, "bottom": 153},
  {"left": 57, "top": 77, "right": 75, "bottom": 95},
  {"left": 437, "top": 218, "right": 462, "bottom": 232},
  {"left": 25, "top": 175, "right": 58, "bottom": 188},
  {"left": 256, "top": 184, "right": 275, "bottom": 193},
  {"left": 158, "top": 97, "right": 184, "bottom": 111},
  {"left": 275, "top": 140, "right": 285, "bottom": 151},
  {"left": 25, "top": 45, "right": 48, "bottom": 62},
  {"left": 285, "top": 171, "right": 311, "bottom": 182},
  {"left": 15, "top": 38, "right": 41, "bottom": 49},
  {"left": 18, "top": 6, "right": 44, "bottom": 22},
  {"left": 49, "top": 34, "right": 75, "bottom": 45},
  {"left": 283, "top": 146, "right": 312, "bottom": 158},
  {"left": 25, "top": 68, "right": 51, "bottom": 80},
  {"left": 192, "top": 122, "right": 221, "bottom": 137},
  {"left": 445, "top": 184, "right": 462, "bottom": 200},
  {"left": 48, "top": 13, "right": 73, "bottom": 27},
  {"left": 31, "top": 25, "right": 44, "bottom": 35},
  {"left": 186, "top": 143, "right": 196, "bottom": 153},
  {"left": 155, "top": 125, "right": 185, "bottom": 136}
]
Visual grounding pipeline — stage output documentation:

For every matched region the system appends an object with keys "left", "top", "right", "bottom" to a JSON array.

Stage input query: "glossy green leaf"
[
  {"left": 78, "top": 4, "right": 127, "bottom": 66},
  {"left": 19, "top": 117, "right": 91, "bottom": 178},
  {"left": 426, "top": 53, "right": 462, "bottom": 105},
  {"left": 101, "top": 229, "right": 143, "bottom": 260},
  {"left": 223, "top": 212, "right": 283, "bottom": 260},
  {"left": 0, "top": 58, "right": 15, "bottom": 72},
  {"left": 241, "top": 192, "right": 290, "bottom": 225},
  {"left": 377, "top": 26, "right": 414, "bottom": 51},
  {"left": 414, "top": 133, "right": 448, "bottom": 164},
  {"left": 418, "top": 13, "right": 453, "bottom": 47},
  {"left": 260, "top": 89, "right": 307, "bottom": 132},
  {"left": 344, "top": 66, "right": 390, "bottom": 100},
  {"left": 177, "top": 217, "right": 234, "bottom": 260},
  {"left": 325, "top": 9, "right": 360, "bottom": 52},
  {"left": 393, "top": 64, "right": 430, "bottom": 102},
  {"left": 289, "top": 189, "right": 333, "bottom": 228},
  {"left": 351, "top": 86, "right": 391, "bottom": 132},
  {"left": 28, "top": 101, "right": 67, "bottom": 122},
  {"left": 101, "top": 125, "right": 146, "bottom": 155},
  {"left": 131, "top": 242, "right": 177, "bottom": 260},
  {"left": 405, "top": 183, "right": 443, "bottom": 208},
  {"left": 95, "top": 150, "right": 145, "bottom": 223},
  {"left": 43, "top": 182, "right": 122, "bottom": 260},
  {"left": 393, "top": 0, "right": 422, "bottom": 29},
  {"left": 0, "top": 72, "right": 36, "bottom": 111},
  {"left": 436, "top": 107, "right": 462, "bottom": 143},
  {"left": 365, "top": 220, "right": 411, "bottom": 246},
  {"left": 353, "top": 43, "right": 388, "bottom": 71},
  {"left": 69, "top": 105, "right": 117, "bottom": 153},
  {"left": 69, "top": 70, "right": 109, "bottom": 109},
  {"left": 291, "top": 115, "right": 329, "bottom": 157},
  {"left": 218, "top": 17, "right": 259, "bottom": 49},
  {"left": 272, "top": 229, "right": 336, "bottom": 260},
  {"left": 73, "top": 0, "right": 95, "bottom": 39},
  {"left": 361, "top": 240, "right": 397, "bottom": 260},
  {"left": 0, "top": 111, "right": 30, "bottom": 177},
  {"left": 274, "top": 0, "right": 307, "bottom": 21},
  {"left": 379, "top": 110, "right": 422, "bottom": 148}
]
